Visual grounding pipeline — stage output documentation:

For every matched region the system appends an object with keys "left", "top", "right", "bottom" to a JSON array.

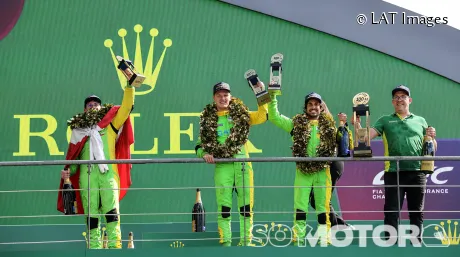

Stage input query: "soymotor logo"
[{"left": 251, "top": 222, "right": 455, "bottom": 247}]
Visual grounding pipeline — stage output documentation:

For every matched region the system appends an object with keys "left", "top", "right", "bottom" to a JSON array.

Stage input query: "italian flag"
[{"left": 56, "top": 106, "right": 134, "bottom": 214}]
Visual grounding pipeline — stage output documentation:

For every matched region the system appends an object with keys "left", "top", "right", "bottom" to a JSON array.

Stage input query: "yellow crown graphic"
[
  {"left": 104, "top": 24, "right": 172, "bottom": 95},
  {"left": 170, "top": 240, "right": 185, "bottom": 248},
  {"left": 434, "top": 220, "right": 459, "bottom": 245}
]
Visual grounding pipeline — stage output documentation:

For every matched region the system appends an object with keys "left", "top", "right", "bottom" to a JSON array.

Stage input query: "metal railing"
[{"left": 0, "top": 156, "right": 458, "bottom": 248}]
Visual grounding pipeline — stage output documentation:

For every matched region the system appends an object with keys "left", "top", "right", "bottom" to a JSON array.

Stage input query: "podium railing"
[{"left": 0, "top": 156, "right": 458, "bottom": 248}]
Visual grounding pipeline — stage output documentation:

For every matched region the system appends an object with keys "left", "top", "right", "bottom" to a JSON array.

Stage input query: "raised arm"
[
  {"left": 268, "top": 94, "right": 293, "bottom": 134},
  {"left": 249, "top": 103, "right": 268, "bottom": 126},
  {"left": 111, "top": 84, "right": 135, "bottom": 130}
]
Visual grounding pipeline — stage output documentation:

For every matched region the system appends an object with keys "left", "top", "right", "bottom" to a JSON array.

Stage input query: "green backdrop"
[{"left": 1, "top": 0, "right": 459, "bottom": 229}]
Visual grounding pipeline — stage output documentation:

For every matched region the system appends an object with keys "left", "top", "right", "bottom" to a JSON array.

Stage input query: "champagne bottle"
[
  {"left": 102, "top": 227, "right": 108, "bottom": 249},
  {"left": 62, "top": 169, "right": 77, "bottom": 215},
  {"left": 192, "top": 188, "right": 206, "bottom": 232},
  {"left": 127, "top": 232, "right": 134, "bottom": 249},
  {"left": 337, "top": 120, "right": 351, "bottom": 157},
  {"left": 421, "top": 134, "right": 435, "bottom": 174}
]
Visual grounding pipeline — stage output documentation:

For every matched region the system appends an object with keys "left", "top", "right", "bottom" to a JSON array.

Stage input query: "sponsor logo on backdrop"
[
  {"left": 250, "top": 220, "right": 459, "bottom": 247},
  {"left": 371, "top": 166, "right": 454, "bottom": 200},
  {"left": 337, "top": 140, "right": 460, "bottom": 220},
  {"left": 104, "top": 24, "right": 172, "bottom": 96},
  {"left": 12, "top": 23, "right": 263, "bottom": 157},
  {"left": 422, "top": 220, "right": 459, "bottom": 247}
]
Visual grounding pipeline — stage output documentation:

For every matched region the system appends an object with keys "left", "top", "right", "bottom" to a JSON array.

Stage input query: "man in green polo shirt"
[{"left": 353, "top": 85, "right": 437, "bottom": 244}]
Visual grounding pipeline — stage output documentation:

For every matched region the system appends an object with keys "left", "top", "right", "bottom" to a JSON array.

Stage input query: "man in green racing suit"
[
  {"left": 195, "top": 82, "right": 267, "bottom": 246},
  {"left": 59, "top": 84, "right": 134, "bottom": 249},
  {"left": 268, "top": 91, "right": 337, "bottom": 246}
]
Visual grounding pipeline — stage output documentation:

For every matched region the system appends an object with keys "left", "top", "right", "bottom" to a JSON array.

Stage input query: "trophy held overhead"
[
  {"left": 269, "top": 53, "right": 283, "bottom": 96},
  {"left": 116, "top": 56, "right": 146, "bottom": 88},
  {"left": 244, "top": 69, "right": 271, "bottom": 106}
]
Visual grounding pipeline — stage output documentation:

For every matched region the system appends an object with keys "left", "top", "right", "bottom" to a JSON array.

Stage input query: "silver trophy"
[
  {"left": 269, "top": 53, "right": 283, "bottom": 95},
  {"left": 244, "top": 69, "right": 271, "bottom": 106}
]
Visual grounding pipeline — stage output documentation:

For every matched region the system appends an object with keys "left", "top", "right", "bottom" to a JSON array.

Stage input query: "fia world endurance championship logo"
[{"left": 251, "top": 221, "right": 458, "bottom": 247}]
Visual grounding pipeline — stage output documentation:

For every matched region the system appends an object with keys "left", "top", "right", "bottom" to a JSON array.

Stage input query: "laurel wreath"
[
  {"left": 199, "top": 97, "right": 250, "bottom": 158},
  {"left": 67, "top": 104, "right": 114, "bottom": 129},
  {"left": 291, "top": 112, "right": 337, "bottom": 174}
]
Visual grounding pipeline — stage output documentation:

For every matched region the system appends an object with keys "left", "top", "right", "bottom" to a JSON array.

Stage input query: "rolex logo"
[
  {"left": 434, "top": 220, "right": 459, "bottom": 245},
  {"left": 170, "top": 240, "right": 185, "bottom": 248},
  {"left": 104, "top": 24, "right": 172, "bottom": 95}
]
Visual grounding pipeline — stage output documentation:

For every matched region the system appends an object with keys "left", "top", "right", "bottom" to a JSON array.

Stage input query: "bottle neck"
[{"left": 195, "top": 191, "right": 202, "bottom": 204}]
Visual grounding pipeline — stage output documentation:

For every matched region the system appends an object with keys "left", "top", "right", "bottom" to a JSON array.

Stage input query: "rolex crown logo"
[
  {"left": 434, "top": 220, "right": 459, "bottom": 245},
  {"left": 170, "top": 240, "right": 185, "bottom": 248},
  {"left": 104, "top": 24, "right": 172, "bottom": 95}
]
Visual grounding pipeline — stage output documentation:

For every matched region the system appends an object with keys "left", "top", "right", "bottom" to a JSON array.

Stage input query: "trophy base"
[
  {"left": 353, "top": 145, "right": 372, "bottom": 157},
  {"left": 129, "top": 74, "right": 146, "bottom": 88},
  {"left": 268, "top": 86, "right": 281, "bottom": 96},
  {"left": 256, "top": 91, "right": 272, "bottom": 106}
]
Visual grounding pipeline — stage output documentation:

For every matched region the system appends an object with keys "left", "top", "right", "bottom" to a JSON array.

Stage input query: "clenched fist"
[
  {"left": 426, "top": 126, "right": 436, "bottom": 138},
  {"left": 338, "top": 112, "right": 347, "bottom": 123},
  {"left": 61, "top": 169, "right": 70, "bottom": 180}
]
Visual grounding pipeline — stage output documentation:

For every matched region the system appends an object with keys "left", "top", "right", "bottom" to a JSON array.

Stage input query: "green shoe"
[
  {"left": 237, "top": 241, "right": 256, "bottom": 247},
  {"left": 221, "top": 242, "right": 232, "bottom": 247},
  {"left": 317, "top": 239, "right": 332, "bottom": 246}
]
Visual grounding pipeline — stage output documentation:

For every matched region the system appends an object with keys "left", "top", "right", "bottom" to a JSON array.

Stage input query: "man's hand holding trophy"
[
  {"left": 116, "top": 56, "right": 145, "bottom": 88},
  {"left": 244, "top": 69, "right": 271, "bottom": 106},
  {"left": 244, "top": 53, "right": 284, "bottom": 106}
]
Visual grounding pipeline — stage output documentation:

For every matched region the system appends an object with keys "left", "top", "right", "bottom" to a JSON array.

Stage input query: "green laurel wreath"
[
  {"left": 292, "top": 112, "right": 337, "bottom": 174},
  {"left": 199, "top": 97, "right": 250, "bottom": 158},
  {"left": 67, "top": 103, "right": 114, "bottom": 129}
]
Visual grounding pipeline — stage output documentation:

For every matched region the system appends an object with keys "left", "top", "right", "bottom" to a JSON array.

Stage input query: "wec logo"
[{"left": 372, "top": 167, "right": 454, "bottom": 185}]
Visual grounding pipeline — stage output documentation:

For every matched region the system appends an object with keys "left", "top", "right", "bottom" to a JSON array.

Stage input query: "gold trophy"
[
  {"left": 268, "top": 53, "right": 283, "bottom": 95},
  {"left": 352, "top": 92, "right": 372, "bottom": 157},
  {"left": 116, "top": 56, "right": 145, "bottom": 88},
  {"left": 244, "top": 69, "right": 271, "bottom": 106}
]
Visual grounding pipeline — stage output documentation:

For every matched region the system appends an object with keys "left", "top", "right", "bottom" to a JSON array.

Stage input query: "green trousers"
[
  {"left": 79, "top": 164, "right": 121, "bottom": 249},
  {"left": 292, "top": 166, "right": 332, "bottom": 245},
  {"left": 214, "top": 162, "right": 254, "bottom": 245}
]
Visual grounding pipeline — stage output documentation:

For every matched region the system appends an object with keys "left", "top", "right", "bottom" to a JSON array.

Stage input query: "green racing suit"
[
  {"left": 268, "top": 94, "right": 335, "bottom": 245},
  {"left": 195, "top": 104, "right": 267, "bottom": 246},
  {"left": 68, "top": 86, "right": 134, "bottom": 249}
]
